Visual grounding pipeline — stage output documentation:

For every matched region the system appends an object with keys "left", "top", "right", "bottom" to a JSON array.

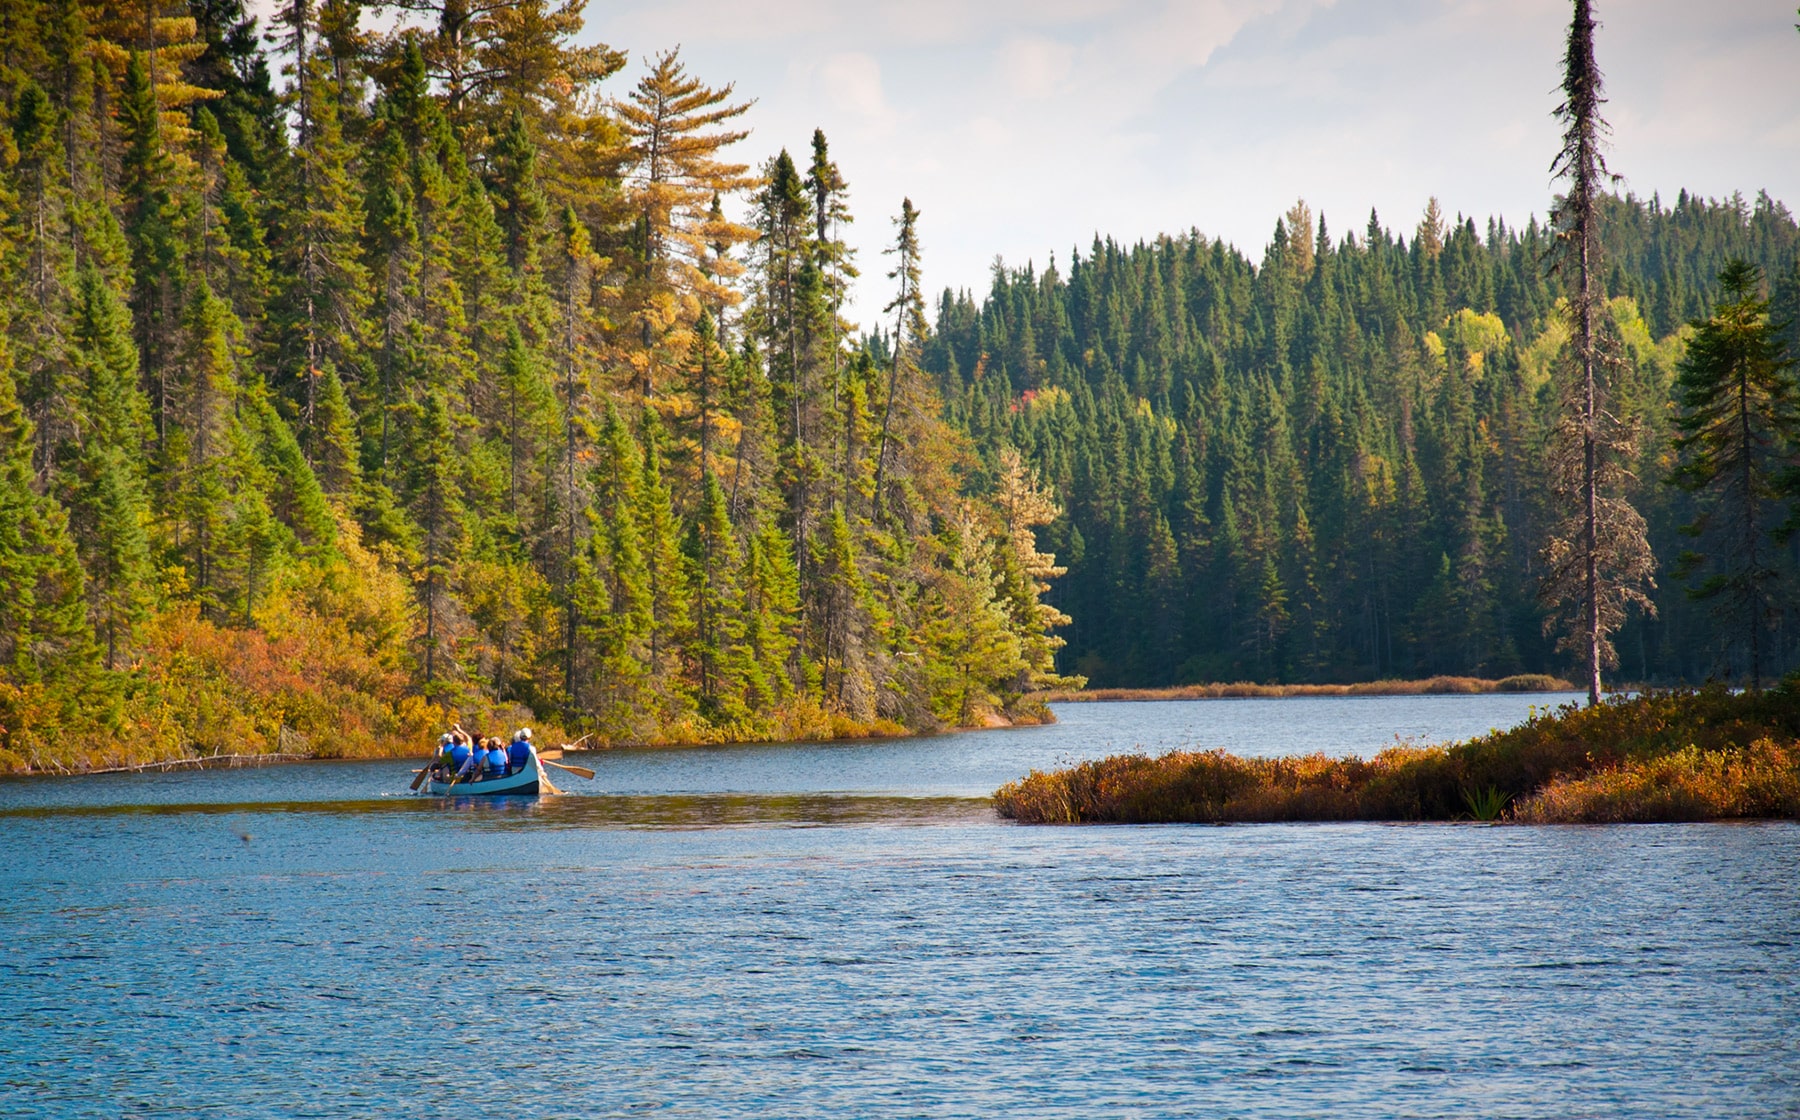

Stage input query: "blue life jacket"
[
  {"left": 448, "top": 743, "right": 473, "bottom": 774},
  {"left": 484, "top": 746, "right": 507, "bottom": 777},
  {"left": 508, "top": 739, "right": 531, "bottom": 772}
]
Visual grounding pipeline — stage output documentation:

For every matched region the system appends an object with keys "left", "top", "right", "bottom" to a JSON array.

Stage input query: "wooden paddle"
[
  {"left": 542, "top": 758, "right": 596, "bottom": 780},
  {"left": 533, "top": 749, "right": 563, "bottom": 795},
  {"left": 410, "top": 760, "right": 433, "bottom": 791}
]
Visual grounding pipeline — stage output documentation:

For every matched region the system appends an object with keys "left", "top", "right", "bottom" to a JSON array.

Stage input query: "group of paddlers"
[{"left": 428, "top": 727, "right": 534, "bottom": 784}]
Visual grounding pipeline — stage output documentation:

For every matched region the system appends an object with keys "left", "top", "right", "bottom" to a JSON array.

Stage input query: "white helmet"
[
  {"left": 519, "top": 727, "right": 533, "bottom": 741},
  {"left": 439, "top": 733, "right": 453, "bottom": 745}
]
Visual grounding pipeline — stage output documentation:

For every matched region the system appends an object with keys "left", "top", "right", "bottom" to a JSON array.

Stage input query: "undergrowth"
[{"left": 994, "top": 684, "right": 1800, "bottom": 824}]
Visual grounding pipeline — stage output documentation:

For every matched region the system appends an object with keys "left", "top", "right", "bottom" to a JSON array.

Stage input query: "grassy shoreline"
[
  {"left": 995, "top": 686, "right": 1800, "bottom": 824},
  {"left": 1037, "top": 674, "right": 1576, "bottom": 702}
]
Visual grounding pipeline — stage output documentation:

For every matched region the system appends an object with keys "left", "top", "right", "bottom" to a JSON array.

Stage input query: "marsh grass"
[
  {"left": 1461, "top": 785, "right": 1512, "bottom": 821},
  {"left": 994, "top": 684, "right": 1800, "bottom": 824}
]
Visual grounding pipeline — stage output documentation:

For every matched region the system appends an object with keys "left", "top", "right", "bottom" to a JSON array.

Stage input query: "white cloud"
[
  {"left": 259, "top": 0, "right": 1800, "bottom": 323},
  {"left": 814, "top": 52, "right": 894, "bottom": 123},
  {"left": 996, "top": 36, "right": 1077, "bottom": 100}
]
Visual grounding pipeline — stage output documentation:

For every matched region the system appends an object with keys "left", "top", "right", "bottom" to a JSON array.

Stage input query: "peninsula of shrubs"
[{"left": 993, "top": 684, "right": 1800, "bottom": 825}]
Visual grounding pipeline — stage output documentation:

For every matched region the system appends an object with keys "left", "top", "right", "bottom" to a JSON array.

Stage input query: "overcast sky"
[{"left": 584, "top": 0, "right": 1798, "bottom": 325}]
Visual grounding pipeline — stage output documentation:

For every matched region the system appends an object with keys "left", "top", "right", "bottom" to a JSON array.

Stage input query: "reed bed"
[
  {"left": 994, "top": 685, "right": 1800, "bottom": 824},
  {"left": 1038, "top": 674, "right": 1574, "bottom": 703}
]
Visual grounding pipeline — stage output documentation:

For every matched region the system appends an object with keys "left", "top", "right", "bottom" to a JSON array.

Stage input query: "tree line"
[
  {"left": 931, "top": 171, "right": 1799, "bottom": 685},
  {"left": 0, "top": 1, "right": 1075, "bottom": 770}
]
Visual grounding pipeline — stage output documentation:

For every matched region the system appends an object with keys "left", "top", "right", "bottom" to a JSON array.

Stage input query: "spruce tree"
[
  {"left": 1669, "top": 261, "right": 1799, "bottom": 690},
  {"left": 0, "top": 353, "right": 89, "bottom": 683},
  {"left": 406, "top": 388, "right": 464, "bottom": 688},
  {"left": 1540, "top": 0, "right": 1654, "bottom": 704},
  {"left": 635, "top": 408, "right": 693, "bottom": 711},
  {"left": 266, "top": 1, "right": 369, "bottom": 466},
  {"left": 741, "top": 523, "right": 800, "bottom": 708},
  {"left": 65, "top": 268, "right": 155, "bottom": 668},
  {"left": 684, "top": 471, "right": 746, "bottom": 721},
  {"left": 874, "top": 198, "right": 926, "bottom": 523}
]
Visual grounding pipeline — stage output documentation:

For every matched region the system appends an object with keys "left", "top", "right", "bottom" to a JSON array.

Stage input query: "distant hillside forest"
[
  {"left": 932, "top": 194, "right": 1800, "bottom": 687},
  {"left": 0, "top": 2, "right": 1075, "bottom": 770}
]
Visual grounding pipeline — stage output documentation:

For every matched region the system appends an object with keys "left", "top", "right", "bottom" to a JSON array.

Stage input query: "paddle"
[
  {"left": 542, "top": 758, "right": 596, "bottom": 780},
  {"left": 409, "top": 759, "right": 434, "bottom": 791},
  {"left": 532, "top": 748, "right": 563, "bottom": 795}
]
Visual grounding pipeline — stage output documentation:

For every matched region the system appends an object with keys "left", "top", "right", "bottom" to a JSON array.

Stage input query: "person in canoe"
[
  {"left": 482, "top": 737, "right": 508, "bottom": 780},
  {"left": 428, "top": 733, "right": 455, "bottom": 779},
  {"left": 507, "top": 728, "right": 533, "bottom": 775},
  {"left": 449, "top": 732, "right": 477, "bottom": 781}
]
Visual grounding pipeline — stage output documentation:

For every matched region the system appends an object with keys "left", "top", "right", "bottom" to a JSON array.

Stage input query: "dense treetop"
[
  {"left": 930, "top": 193, "right": 1800, "bottom": 686},
  {"left": 0, "top": 1, "right": 1074, "bottom": 770}
]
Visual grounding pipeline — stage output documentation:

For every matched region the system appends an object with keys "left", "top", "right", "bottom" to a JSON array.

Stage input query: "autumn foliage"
[{"left": 994, "top": 684, "right": 1800, "bottom": 824}]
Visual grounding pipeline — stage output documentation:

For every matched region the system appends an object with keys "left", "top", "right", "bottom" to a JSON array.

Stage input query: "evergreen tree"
[
  {"left": 874, "top": 197, "right": 926, "bottom": 523},
  {"left": 0, "top": 353, "right": 88, "bottom": 682},
  {"left": 64, "top": 268, "right": 155, "bottom": 668},
  {"left": 1540, "top": 0, "right": 1655, "bottom": 704},
  {"left": 405, "top": 388, "right": 464, "bottom": 688},
  {"left": 683, "top": 471, "right": 746, "bottom": 721},
  {"left": 741, "top": 522, "right": 800, "bottom": 708},
  {"left": 635, "top": 407, "right": 692, "bottom": 710},
  {"left": 615, "top": 48, "right": 756, "bottom": 393},
  {"left": 1669, "top": 261, "right": 1799, "bottom": 690}
]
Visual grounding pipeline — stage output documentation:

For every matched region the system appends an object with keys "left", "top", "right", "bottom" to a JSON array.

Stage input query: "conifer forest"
[{"left": 0, "top": 2, "right": 1796, "bottom": 770}]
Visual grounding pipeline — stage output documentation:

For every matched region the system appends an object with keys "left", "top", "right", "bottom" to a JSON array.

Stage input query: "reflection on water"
[{"left": 2, "top": 696, "right": 1795, "bottom": 1119}]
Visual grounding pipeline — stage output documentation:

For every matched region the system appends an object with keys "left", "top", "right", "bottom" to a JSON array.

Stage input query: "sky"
[
  {"left": 589, "top": 0, "right": 1800, "bottom": 326},
  {"left": 258, "top": 1, "right": 1800, "bottom": 326}
]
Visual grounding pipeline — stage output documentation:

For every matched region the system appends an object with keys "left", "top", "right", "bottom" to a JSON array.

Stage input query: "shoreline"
[
  {"left": 0, "top": 707, "right": 1057, "bottom": 779},
  {"left": 1039, "top": 675, "right": 1578, "bottom": 702}
]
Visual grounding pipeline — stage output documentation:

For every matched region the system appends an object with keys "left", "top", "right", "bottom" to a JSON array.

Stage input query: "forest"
[
  {"left": 935, "top": 193, "right": 1800, "bottom": 687},
  {"left": 2, "top": 3, "right": 1797, "bottom": 774},
  {"left": 0, "top": 1, "right": 1076, "bottom": 771}
]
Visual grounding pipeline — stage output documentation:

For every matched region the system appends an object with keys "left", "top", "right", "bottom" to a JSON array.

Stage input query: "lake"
[{"left": 3, "top": 693, "right": 1796, "bottom": 1118}]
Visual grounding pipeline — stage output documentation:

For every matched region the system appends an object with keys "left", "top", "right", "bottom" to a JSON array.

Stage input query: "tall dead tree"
[{"left": 1540, "top": 0, "right": 1654, "bottom": 705}]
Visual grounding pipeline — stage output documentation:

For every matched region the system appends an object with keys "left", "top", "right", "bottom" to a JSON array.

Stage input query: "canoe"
[{"left": 423, "top": 747, "right": 542, "bottom": 796}]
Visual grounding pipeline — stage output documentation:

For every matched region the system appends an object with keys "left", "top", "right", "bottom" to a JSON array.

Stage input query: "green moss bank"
[{"left": 994, "top": 685, "right": 1800, "bottom": 824}]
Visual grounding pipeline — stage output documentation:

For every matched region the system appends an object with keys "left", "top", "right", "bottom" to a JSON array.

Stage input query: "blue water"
[{"left": 2, "top": 695, "right": 1796, "bottom": 1119}]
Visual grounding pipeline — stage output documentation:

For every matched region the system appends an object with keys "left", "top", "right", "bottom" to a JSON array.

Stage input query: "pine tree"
[
  {"left": 635, "top": 407, "right": 692, "bottom": 709},
  {"left": 614, "top": 48, "right": 756, "bottom": 392},
  {"left": 310, "top": 363, "right": 361, "bottom": 497},
  {"left": 923, "top": 508, "right": 1021, "bottom": 725},
  {"left": 1669, "top": 261, "right": 1799, "bottom": 690},
  {"left": 266, "top": 1, "right": 369, "bottom": 465},
  {"left": 684, "top": 471, "right": 746, "bottom": 721},
  {"left": 994, "top": 447, "right": 1076, "bottom": 689},
  {"left": 577, "top": 401, "right": 655, "bottom": 731},
  {"left": 0, "top": 353, "right": 89, "bottom": 683},
  {"left": 64, "top": 268, "right": 155, "bottom": 668},
  {"left": 406, "top": 388, "right": 464, "bottom": 688},
  {"left": 119, "top": 50, "right": 193, "bottom": 452},
  {"left": 874, "top": 198, "right": 926, "bottom": 523},
  {"left": 741, "top": 522, "right": 800, "bottom": 708},
  {"left": 8, "top": 77, "right": 76, "bottom": 486}
]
